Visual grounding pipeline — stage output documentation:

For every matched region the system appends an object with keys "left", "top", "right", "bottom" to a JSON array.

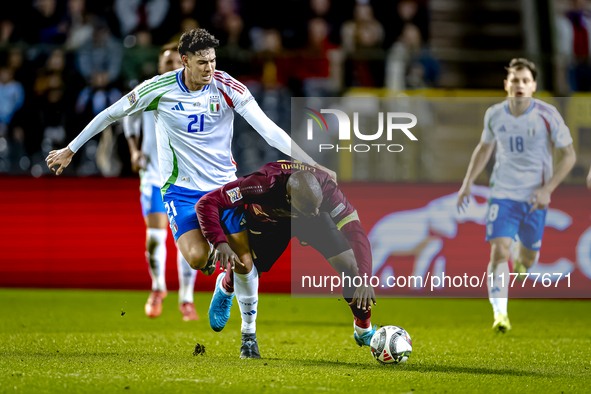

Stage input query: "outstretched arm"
[
  {"left": 241, "top": 102, "right": 338, "bottom": 183},
  {"left": 46, "top": 75, "right": 165, "bottom": 175},
  {"left": 46, "top": 103, "right": 128, "bottom": 174},
  {"left": 457, "top": 141, "right": 495, "bottom": 212},
  {"left": 339, "top": 220, "right": 376, "bottom": 311},
  {"left": 328, "top": 249, "right": 376, "bottom": 311}
]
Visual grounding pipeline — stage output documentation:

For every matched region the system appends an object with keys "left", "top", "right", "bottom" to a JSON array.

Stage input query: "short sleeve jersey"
[{"left": 480, "top": 99, "right": 573, "bottom": 202}]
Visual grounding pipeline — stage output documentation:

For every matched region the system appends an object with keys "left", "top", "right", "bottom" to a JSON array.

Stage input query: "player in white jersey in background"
[
  {"left": 123, "top": 43, "right": 198, "bottom": 322},
  {"left": 46, "top": 29, "right": 333, "bottom": 357},
  {"left": 457, "top": 58, "right": 576, "bottom": 333}
]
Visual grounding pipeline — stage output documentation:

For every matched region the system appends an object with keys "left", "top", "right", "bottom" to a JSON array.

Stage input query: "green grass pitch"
[{"left": 1, "top": 289, "right": 589, "bottom": 393}]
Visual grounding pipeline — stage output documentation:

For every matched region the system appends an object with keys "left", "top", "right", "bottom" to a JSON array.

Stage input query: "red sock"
[
  {"left": 222, "top": 269, "right": 234, "bottom": 293},
  {"left": 354, "top": 316, "right": 371, "bottom": 329},
  {"left": 346, "top": 298, "right": 371, "bottom": 327}
]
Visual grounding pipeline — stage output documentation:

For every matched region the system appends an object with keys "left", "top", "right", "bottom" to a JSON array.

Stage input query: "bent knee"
[
  {"left": 182, "top": 250, "right": 208, "bottom": 270},
  {"left": 490, "top": 243, "right": 511, "bottom": 265},
  {"left": 233, "top": 255, "right": 254, "bottom": 275}
]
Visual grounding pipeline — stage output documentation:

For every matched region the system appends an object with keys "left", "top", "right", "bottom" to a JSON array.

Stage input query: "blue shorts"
[
  {"left": 485, "top": 198, "right": 547, "bottom": 251},
  {"left": 140, "top": 185, "right": 166, "bottom": 217},
  {"left": 162, "top": 184, "right": 245, "bottom": 242}
]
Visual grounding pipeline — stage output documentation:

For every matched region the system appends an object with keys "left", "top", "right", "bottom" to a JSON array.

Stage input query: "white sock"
[
  {"left": 354, "top": 321, "right": 373, "bottom": 336},
  {"left": 487, "top": 261, "right": 509, "bottom": 315},
  {"left": 234, "top": 265, "right": 259, "bottom": 334},
  {"left": 177, "top": 247, "right": 197, "bottom": 304},
  {"left": 146, "top": 228, "right": 167, "bottom": 291}
]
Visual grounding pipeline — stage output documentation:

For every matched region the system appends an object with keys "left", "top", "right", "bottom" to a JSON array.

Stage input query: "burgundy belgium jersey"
[{"left": 196, "top": 161, "right": 372, "bottom": 276}]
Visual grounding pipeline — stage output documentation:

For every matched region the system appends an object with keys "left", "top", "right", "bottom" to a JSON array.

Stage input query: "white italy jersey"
[
  {"left": 481, "top": 99, "right": 573, "bottom": 202},
  {"left": 69, "top": 68, "right": 315, "bottom": 192},
  {"left": 136, "top": 68, "right": 253, "bottom": 192}
]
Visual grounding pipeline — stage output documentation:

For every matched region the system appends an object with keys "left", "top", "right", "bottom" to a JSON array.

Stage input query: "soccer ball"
[{"left": 370, "top": 325, "right": 412, "bottom": 364}]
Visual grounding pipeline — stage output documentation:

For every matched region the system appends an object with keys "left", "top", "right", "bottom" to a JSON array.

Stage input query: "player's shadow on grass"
[
  {"left": 261, "top": 358, "right": 559, "bottom": 378},
  {"left": 258, "top": 318, "right": 351, "bottom": 328},
  {"left": 394, "top": 363, "right": 559, "bottom": 377}
]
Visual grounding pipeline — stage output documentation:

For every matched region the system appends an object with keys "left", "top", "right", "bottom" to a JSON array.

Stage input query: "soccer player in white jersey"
[
  {"left": 457, "top": 58, "right": 576, "bottom": 332},
  {"left": 46, "top": 29, "right": 333, "bottom": 355},
  {"left": 123, "top": 43, "right": 199, "bottom": 321}
]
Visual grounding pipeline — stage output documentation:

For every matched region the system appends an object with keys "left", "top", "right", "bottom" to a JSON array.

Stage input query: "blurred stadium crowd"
[
  {"left": 0, "top": 0, "right": 432, "bottom": 177},
  {"left": 0, "top": 0, "right": 589, "bottom": 179}
]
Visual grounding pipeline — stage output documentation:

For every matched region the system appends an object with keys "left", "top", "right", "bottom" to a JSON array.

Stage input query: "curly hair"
[
  {"left": 505, "top": 58, "right": 537, "bottom": 81},
  {"left": 178, "top": 29, "right": 219, "bottom": 57}
]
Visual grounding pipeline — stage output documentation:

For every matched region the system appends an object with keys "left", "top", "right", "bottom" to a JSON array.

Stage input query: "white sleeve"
[
  {"left": 480, "top": 107, "right": 495, "bottom": 143},
  {"left": 68, "top": 76, "right": 163, "bottom": 153},
  {"left": 68, "top": 105, "right": 123, "bottom": 153},
  {"left": 550, "top": 110, "right": 574, "bottom": 148},
  {"left": 123, "top": 112, "right": 142, "bottom": 138},
  {"left": 241, "top": 101, "right": 317, "bottom": 166}
]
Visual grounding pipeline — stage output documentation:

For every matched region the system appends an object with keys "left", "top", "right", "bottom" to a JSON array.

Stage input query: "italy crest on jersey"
[{"left": 209, "top": 96, "right": 221, "bottom": 116}]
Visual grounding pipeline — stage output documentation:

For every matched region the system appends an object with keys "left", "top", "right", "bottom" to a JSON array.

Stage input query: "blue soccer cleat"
[
  {"left": 354, "top": 325, "right": 377, "bottom": 347},
  {"left": 209, "top": 272, "right": 234, "bottom": 332}
]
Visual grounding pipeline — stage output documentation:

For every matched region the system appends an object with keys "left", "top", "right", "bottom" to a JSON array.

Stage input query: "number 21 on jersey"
[
  {"left": 164, "top": 201, "right": 177, "bottom": 217},
  {"left": 188, "top": 114, "right": 204, "bottom": 133}
]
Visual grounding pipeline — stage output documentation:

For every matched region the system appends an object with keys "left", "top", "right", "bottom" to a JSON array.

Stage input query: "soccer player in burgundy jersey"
[{"left": 196, "top": 161, "right": 377, "bottom": 358}]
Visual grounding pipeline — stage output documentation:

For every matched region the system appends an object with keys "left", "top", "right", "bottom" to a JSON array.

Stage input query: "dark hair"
[
  {"left": 505, "top": 58, "right": 537, "bottom": 81},
  {"left": 178, "top": 29, "right": 219, "bottom": 57},
  {"left": 160, "top": 41, "right": 179, "bottom": 54}
]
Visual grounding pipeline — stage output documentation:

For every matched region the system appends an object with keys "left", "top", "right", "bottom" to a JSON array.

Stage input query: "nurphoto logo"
[{"left": 303, "top": 107, "right": 418, "bottom": 153}]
